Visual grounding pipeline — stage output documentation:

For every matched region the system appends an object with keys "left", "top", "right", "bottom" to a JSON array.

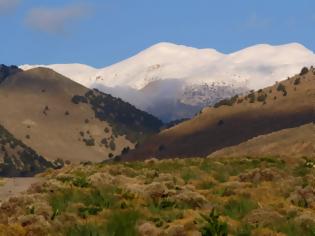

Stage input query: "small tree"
[{"left": 300, "top": 67, "right": 309, "bottom": 76}]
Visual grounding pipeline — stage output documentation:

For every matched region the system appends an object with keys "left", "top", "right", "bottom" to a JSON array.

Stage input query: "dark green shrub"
[
  {"left": 294, "top": 77, "right": 301, "bottom": 85},
  {"left": 257, "top": 93, "right": 267, "bottom": 102},
  {"left": 247, "top": 92, "right": 256, "bottom": 103},
  {"left": 214, "top": 95, "right": 239, "bottom": 108},
  {"left": 78, "top": 206, "right": 102, "bottom": 219},
  {"left": 72, "top": 95, "right": 88, "bottom": 104},
  {"left": 223, "top": 197, "right": 257, "bottom": 220},
  {"left": 200, "top": 209, "right": 228, "bottom": 236},
  {"left": 300, "top": 67, "right": 309, "bottom": 76},
  {"left": 72, "top": 177, "right": 90, "bottom": 188},
  {"left": 105, "top": 210, "right": 141, "bottom": 236},
  {"left": 83, "top": 138, "right": 95, "bottom": 146},
  {"left": 109, "top": 140, "right": 116, "bottom": 151}
]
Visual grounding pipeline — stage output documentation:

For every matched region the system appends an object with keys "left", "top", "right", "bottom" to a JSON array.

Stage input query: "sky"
[{"left": 1, "top": 0, "right": 315, "bottom": 68}]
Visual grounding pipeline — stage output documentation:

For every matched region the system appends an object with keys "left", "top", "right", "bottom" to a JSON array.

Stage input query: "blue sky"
[{"left": 1, "top": 0, "right": 315, "bottom": 68}]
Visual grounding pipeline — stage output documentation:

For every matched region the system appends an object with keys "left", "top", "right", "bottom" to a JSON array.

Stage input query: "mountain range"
[
  {"left": 123, "top": 66, "right": 315, "bottom": 161},
  {"left": 21, "top": 42, "right": 315, "bottom": 121}
]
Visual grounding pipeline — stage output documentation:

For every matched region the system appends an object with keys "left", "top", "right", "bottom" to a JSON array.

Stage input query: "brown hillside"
[
  {"left": 0, "top": 68, "right": 161, "bottom": 163},
  {"left": 209, "top": 123, "right": 315, "bottom": 158},
  {"left": 124, "top": 67, "right": 315, "bottom": 161}
]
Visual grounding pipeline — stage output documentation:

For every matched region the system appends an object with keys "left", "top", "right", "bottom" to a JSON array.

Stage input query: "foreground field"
[{"left": 1, "top": 156, "right": 315, "bottom": 236}]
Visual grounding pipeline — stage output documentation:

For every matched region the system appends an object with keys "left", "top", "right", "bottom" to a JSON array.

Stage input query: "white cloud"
[
  {"left": 0, "top": 0, "right": 21, "bottom": 14},
  {"left": 25, "top": 3, "right": 91, "bottom": 34}
]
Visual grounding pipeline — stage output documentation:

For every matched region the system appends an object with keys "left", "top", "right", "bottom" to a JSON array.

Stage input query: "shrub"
[
  {"left": 214, "top": 95, "right": 239, "bottom": 108},
  {"left": 277, "top": 83, "right": 286, "bottom": 92},
  {"left": 294, "top": 77, "right": 301, "bottom": 85},
  {"left": 218, "top": 120, "right": 224, "bottom": 126},
  {"left": 71, "top": 95, "right": 88, "bottom": 104},
  {"left": 78, "top": 206, "right": 102, "bottom": 219},
  {"left": 121, "top": 147, "right": 130, "bottom": 155},
  {"left": 257, "top": 93, "right": 267, "bottom": 102},
  {"left": 83, "top": 187, "right": 117, "bottom": 209},
  {"left": 200, "top": 209, "right": 228, "bottom": 236},
  {"left": 300, "top": 67, "right": 309, "bottom": 76},
  {"left": 72, "top": 177, "right": 89, "bottom": 188},
  {"left": 66, "top": 223, "right": 105, "bottom": 236},
  {"left": 247, "top": 92, "right": 256, "bottom": 103},
  {"left": 223, "top": 197, "right": 257, "bottom": 220},
  {"left": 109, "top": 140, "right": 116, "bottom": 151},
  {"left": 105, "top": 210, "right": 141, "bottom": 236}
]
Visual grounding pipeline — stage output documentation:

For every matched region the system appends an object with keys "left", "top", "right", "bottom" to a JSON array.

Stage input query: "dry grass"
[{"left": 1, "top": 155, "right": 315, "bottom": 235}]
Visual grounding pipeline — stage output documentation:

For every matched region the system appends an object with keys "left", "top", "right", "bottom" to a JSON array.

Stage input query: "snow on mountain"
[
  {"left": 20, "top": 42, "right": 315, "bottom": 121},
  {"left": 20, "top": 63, "right": 98, "bottom": 86}
]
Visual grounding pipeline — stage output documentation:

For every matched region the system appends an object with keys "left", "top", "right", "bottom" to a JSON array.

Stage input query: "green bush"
[
  {"left": 223, "top": 196, "right": 257, "bottom": 220},
  {"left": 72, "top": 177, "right": 90, "bottom": 188},
  {"left": 200, "top": 209, "right": 228, "bottom": 236},
  {"left": 105, "top": 210, "right": 141, "bottom": 236},
  {"left": 78, "top": 206, "right": 102, "bottom": 219}
]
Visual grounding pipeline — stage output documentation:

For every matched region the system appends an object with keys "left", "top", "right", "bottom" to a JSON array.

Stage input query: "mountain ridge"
[
  {"left": 20, "top": 42, "right": 315, "bottom": 121},
  {"left": 122, "top": 66, "right": 315, "bottom": 161}
]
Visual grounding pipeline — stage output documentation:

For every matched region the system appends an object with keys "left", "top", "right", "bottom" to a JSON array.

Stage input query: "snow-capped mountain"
[{"left": 20, "top": 42, "right": 315, "bottom": 121}]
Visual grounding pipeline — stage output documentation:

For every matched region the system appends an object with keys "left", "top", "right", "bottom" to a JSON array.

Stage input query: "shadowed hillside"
[
  {"left": 0, "top": 67, "right": 162, "bottom": 164},
  {"left": 0, "top": 64, "right": 21, "bottom": 84},
  {"left": 0, "top": 124, "right": 52, "bottom": 177},
  {"left": 124, "top": 67, "right": 315, "bottom": 160}
]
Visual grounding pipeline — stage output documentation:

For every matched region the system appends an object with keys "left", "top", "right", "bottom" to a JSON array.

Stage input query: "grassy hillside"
[
  {"left": 1, "top": 155, "right": 315, "bottom": 235},
  {"left": 124, "top": 67, "right": 315, "bottom": 161},
  {"left": 0, "top": 67, "right": 162, "bottom": 164}
]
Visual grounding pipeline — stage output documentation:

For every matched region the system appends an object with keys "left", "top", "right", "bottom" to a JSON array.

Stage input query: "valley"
[{"left": 0, "top": 46, "right": 314, "bottom": 236}]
